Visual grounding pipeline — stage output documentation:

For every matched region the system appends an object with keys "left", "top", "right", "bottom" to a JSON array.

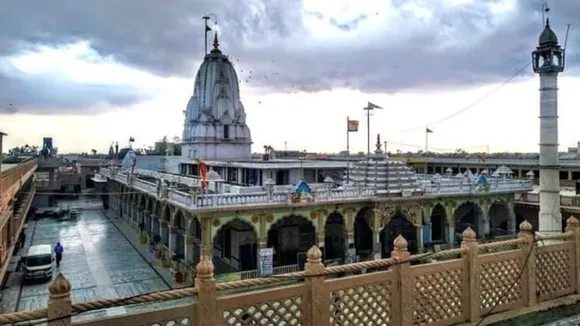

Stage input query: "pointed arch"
[
  {"left": 267, "top": 214, "right": 315, "bottom": 267},
  {"left": 430, "top": 204, "right": 446, "bottom": 243},
  {"left": 173, "top": 209, "right": 186, "bottom": 229},
  {"left": 354, "top": 207, "right": 373, "bottom": 257},
  {"left": 453, "top": 201, "right": 482, "bottom": 239},
  {"left": 162, "top": 203, "right": 171, "bottom": 222},
  {"left": 214, "top": 218, "right": 258, "bottom": 271},
  {"left": 324, "top": 211, "right": 345, "bottom": 261},
  {"left": 380, "top": 213, "right": 417, "bottom": 257},
  {"left": 489, "top": 200, "right": 510, "bottom": 236}
]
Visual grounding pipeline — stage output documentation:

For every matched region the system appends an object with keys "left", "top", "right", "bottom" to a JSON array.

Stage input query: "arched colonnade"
[{"left": 106, "top": 180, "right": 517, "bottom": 273}]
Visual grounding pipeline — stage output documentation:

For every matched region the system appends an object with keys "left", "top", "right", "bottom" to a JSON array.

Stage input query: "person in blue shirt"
[{"left": 54, "top": 242, "right": 64, "bottom": 267}]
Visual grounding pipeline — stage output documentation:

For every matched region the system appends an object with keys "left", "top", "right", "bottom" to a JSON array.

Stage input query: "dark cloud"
[
  {"left": 0, "top": 61, "right": 150, "bottom": 114},
  {"left": 1, "top": 0, "right": 580, "bottom": 110}
]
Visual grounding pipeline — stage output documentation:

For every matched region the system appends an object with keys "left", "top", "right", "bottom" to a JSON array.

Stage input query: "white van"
[{"left": 22, "top": 244, "right": 54, "bottom": 282}]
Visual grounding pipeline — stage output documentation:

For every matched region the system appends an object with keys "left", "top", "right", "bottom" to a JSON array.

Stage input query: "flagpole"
[
  {"left": 346, "top": 116, "right": 350, "bottom": 183},
  {"left": 425, "top": 127, "right": 429, "bottom": 153},
  {"left": 365, "top": 106, "right": 371, "bottom": 157},
  {"left": 203, "top": 16, "right": 210, "bottom": 55}
]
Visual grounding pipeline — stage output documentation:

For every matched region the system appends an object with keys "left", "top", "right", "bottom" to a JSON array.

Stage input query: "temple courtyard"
[{"left": 0, "top": 203, "right": 191, "bottom": 321}]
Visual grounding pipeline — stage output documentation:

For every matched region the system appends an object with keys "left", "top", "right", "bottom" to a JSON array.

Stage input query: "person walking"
[{"left": 54, "top": 242, "right": 64, "bottom": 268}]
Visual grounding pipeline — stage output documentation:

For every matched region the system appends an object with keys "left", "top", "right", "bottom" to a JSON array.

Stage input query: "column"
[
  {"left": 445, "top": 205, "right": 455, "bottom": 244},
  {"left": 168, "top": 226, "right": 178, "bottom": 253},
  {"left": 507, "top": 201, "right": 517, "bottom": 235},
  {"left": 160, "top": 220, "right": 169, "bottom": 246},
  {"left": 416, "top": 226, "right": 424, "bottom": 252},
  {"left": 184, "top": 235, "right": 195, "bottom": 262},
  {"left": 479, "top": 204, "right": 490, "bottom": 237},
  {"left": 149, "top": 213, "right": 156, "bottom": 234}
]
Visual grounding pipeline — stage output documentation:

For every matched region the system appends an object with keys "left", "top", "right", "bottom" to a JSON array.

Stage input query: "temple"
[
  {"left": 97, "top": 32, "right": 533, "bottom": 277},
  {"left": 181, "top": 33, "right": 252, "bottom": 161},
  {"left": 3, "top": 18, "right": 579, "bottom": 326}
]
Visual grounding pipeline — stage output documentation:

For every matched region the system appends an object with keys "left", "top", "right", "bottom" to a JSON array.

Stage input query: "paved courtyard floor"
[{"left": 0, "top": 205, "right": 192, "bottom": 322}]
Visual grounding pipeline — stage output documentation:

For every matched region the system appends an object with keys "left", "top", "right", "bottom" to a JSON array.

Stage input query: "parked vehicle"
[{"left": 21, "top": 244, "right": 54, "bottom": 283}]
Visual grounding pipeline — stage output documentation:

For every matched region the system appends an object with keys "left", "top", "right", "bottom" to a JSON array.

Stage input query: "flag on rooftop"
[
  {"left": 426, "top": 128, "right": 433, "bottom": 133},
  {"left": 347, "top": 119, "right": 359, "bottom": 132},
  {"left": 367, "top": 102, "right": 383, "bottom": 110}
]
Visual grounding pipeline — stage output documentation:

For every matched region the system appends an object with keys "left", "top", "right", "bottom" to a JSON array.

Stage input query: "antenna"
[{"left": 564, "top": 24, "right": 571, "bottom": 51}]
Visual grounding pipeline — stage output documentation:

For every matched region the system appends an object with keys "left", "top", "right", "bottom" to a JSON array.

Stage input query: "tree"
[
  {"left": 156, "top": 136, "right": 168, "bottom": 155},
  {"left": 91, "top": 149, "right": 97, "bottom": 156}
]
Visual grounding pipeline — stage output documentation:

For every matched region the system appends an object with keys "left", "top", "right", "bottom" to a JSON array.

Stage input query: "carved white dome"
[{"left": 182, "top": 33, "right": 252, "bottom": 161}]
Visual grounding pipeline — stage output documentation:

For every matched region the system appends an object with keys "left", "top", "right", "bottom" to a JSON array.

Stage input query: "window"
[
  {"left": 24, "top": 255, "right": 52, "bottom": 267},
  {"left": 224, "top": 125, "right": 230, "bottom": 139}
]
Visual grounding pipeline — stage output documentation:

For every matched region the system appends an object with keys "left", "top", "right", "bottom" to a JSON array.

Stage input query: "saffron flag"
[
  {"left": 196, "top": 159, "right": 208, "bottom": 190},
  {"left": 367, "top": 102, "right": 383, "bottom": 110},
  {"left": 426, "top": 128, "right": 433, "bottom": 133},
  {"left": 347, "top": 120, "right": 359, "bottom": 132}
]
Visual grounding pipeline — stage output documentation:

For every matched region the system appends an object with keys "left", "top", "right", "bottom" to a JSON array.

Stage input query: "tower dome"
[
  {"left": 182, "top": 33, "right": 252, "bottom": 161},
  {"left": 538, "top": 19, "right": 558, "bottom": 46}
]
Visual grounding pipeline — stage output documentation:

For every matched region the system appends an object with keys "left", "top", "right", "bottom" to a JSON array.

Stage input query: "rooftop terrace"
[{"left": 99, "top": 166, "right": 533, "bottom": 211}]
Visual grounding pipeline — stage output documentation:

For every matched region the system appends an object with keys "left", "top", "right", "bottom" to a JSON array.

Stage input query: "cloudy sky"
[{"left": 1, "top": 0, "right": 580, "bottom": 154}]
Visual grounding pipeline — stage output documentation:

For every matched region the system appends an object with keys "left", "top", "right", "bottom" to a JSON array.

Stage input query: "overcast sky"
[{"left": 1, "top": 0, "right": 580, "bottom": 154}]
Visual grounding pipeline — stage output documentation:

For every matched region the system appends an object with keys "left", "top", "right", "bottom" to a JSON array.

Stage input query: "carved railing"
[
  {"left": 100, "top": 167, "right": 532, "bottom": 211},
  {"left": 422, "top": 178, "right": 533, "bottom": 195},
  {"left": 3, "top": 217, "right": 580, "bottom": 326},
  {"left": 518, "top": 191, "right": 580, "bottom": 207}
]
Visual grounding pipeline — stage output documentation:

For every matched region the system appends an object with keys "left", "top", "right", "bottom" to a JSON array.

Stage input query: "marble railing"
[
  {"left": 519, "top": 192, "right": 580, "bottom": 207},
  {"left": 134, "top": 169, "right": 200, "bottom": 186},
  {"left": 422, "top": 178, "right": 533, "bottom": 195},
  {"left": 100, "top": 168, "right": 534, "bottom": 210}
]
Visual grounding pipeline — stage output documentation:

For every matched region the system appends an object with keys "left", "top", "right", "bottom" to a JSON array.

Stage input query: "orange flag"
[{"left": 196, "top": 159, "right": 208, "bottom": 190}]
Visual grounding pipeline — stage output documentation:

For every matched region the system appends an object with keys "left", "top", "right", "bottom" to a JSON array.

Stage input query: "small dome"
[
  {"left": 205, "top": 170, "right": 223, "bottom": 182},
  {"left": 526, "top": 170, "right": 535, "bottom": 177},
  {"left": 324, "top": 176, "right": 334, "bottom": 184},
  {"left": 539, "top": 20, "right": 559, "bottom": 46},
  {"left": 496, "top": 165, "right": 513, "bottom": 174},
  {"left": 263, "top": 178, "right": 276, "bottom": 186}
]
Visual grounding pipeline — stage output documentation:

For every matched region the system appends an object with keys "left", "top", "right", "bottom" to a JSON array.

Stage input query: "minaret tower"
[{"left": 532, "top": 14, "right": 565, "bottom": 233}]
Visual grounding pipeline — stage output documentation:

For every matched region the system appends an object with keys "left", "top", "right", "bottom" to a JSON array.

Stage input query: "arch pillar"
[
  {"left": 371, "top": 208, "right": 382, "bottom": 260},
  {"left": 315, "top": 211, "right": 326, "bottom": 257},
  {"left": 256, "top": 214, "right": 269, "bottom": 249},
  {"left": 506, "top": 199, "right": 516, "bottom": 234},
  {"left": 422, "top": 205, "right": 433, "bottom": 246},
  {"left": 342, "top": 208, "right": 356, "bottom": 256},
  {"left": 184, "top": 234, "right": 195, "bottom": 263},
  {"left": 445, "top": 201, "right": 456, "bottom": 244},
  {"left": 479, "top": 199, "right": 491, "bottom": 237},
  {"left": 159, "top": 220, "right": 169, "bottom": 246},
  {"left": 168, "top": 225, "right": 178, "bottom": 253}
]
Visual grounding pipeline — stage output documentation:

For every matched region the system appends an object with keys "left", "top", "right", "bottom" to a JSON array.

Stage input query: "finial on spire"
[
  {"left": 213, "top": 32, "right": 220, "bottom": 50},
  {"left": 375, "top": 134, "right": 382, "bottom": 153},
  {"left": 542, "top": 2, "right": 550, "bottom": 27}
]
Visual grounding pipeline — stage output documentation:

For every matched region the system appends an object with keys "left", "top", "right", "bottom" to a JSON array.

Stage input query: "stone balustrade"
[
  {"left": 5, "top": 218, "right": 580, "bottom": 326},
  {"left": 422, "top": 178, "right": 534, "bottom": 194},
  {"left": 519, "top": 191, "right": 580, "bottom": 207},
  {"left": 100, "top": 167, "right": 533, "bottom": 211}
]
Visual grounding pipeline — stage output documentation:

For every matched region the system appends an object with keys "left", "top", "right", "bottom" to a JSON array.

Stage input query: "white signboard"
[{"left": 258, "top": 248, "right": 274, "bottom": 277}]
